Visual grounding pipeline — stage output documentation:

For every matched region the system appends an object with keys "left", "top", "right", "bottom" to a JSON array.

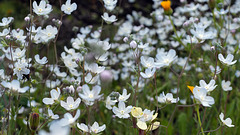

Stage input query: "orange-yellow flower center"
[
  {"left": 187, "top": 85, "right": 194, "bottom": 93},
  {"left": 161, "top": 1, "right": 171, "bottom": 11}
]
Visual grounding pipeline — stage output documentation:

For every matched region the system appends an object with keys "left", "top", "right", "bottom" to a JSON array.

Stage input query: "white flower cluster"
[{"left": 0, "top": 0, "right": 239, "bottom": 133}]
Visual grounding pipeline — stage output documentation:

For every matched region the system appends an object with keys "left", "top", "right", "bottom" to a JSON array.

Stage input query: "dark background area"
[{"left": 0, "top": 0, "right": 182, "bottom": 59}]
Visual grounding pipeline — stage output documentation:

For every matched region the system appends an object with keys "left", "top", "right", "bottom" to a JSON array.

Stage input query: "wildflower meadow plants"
[{"left": 0, "top": 0, "right": 240, "bottom": 135}]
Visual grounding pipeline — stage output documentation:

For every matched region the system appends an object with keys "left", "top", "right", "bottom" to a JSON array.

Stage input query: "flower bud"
[
  {"left": 130, "top": 40, "right": 137, "bottom": 48},
  {"left": 76, "top": 86, "right": 82, "bottom": 92},
  {"left": 5, "top": 35, "right": 11, "bottom": 40},
  {"left": 24, "top": 16, "right": 30, "bottom": 22},
  {"left": 68, "top": 85, "right": 75, "bottom": 93},
  {"left": 231, "top": 29, "right": 236, "bottom": 33},
  {"left": 58, "top": 20, "right": 62, "bottom": 25},
  {"left": 161, "top": 0, "right": 173, "bottom": 15},
  {"left": 210, "top": 46, "right": 215, "bottom": 51},
  {"left": 123, "top": 37, "right": 128, "bottom": 42},
  {"left": 100, "top": 70, "right": 113, "bottom": 82},
  {"left": 72, "top": 26, "right": 79, "bottom": 32},
  {"left": 29, "top": 112, "right": 40, "bottom": 131},
  {"left": 208, "top": 0, "right": 216, "bottom": 10},
  {"left": 163, "top": 8, "right": 173, "bottom": 15},
  {"left": 52, "top": 18, "right": 56, "bottom": 22}
]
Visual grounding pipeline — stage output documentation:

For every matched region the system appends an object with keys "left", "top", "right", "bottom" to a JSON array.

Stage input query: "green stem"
[
  {"left": 31, "top": 130, "right": 35, "bottom": 135},
  {"left": 168, "top": 15, "right": 186, "bottom": 48},
  {"left": 196, "top": 105, "right": 204, "bottom": 135}
]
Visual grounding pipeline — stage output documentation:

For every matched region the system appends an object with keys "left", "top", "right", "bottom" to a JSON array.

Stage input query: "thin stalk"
[
  {"left": 196, "top": 105, "right": 204, "bottom": 135},
  {"left": 154, "top": 73, "right": 159, "bottom": 112},
  {"left": 168, "top": 15, "right": 185, "bottom": 48},
  {"left": 166, "top": 37, "right": 193, "bottom": 134},
  {"left": 201, "top": 125, "right": 222, "bottom": 134}
]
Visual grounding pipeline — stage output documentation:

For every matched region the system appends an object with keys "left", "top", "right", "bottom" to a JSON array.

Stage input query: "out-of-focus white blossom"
[
  {"left": 61, "top": 0, "right": 77, "bottom": 15},
  {"left": 33, "top": 0, "right": 52, "bottom": 16}
]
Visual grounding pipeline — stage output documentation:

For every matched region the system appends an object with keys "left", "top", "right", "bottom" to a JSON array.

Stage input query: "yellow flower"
[
  {"left": 161, "top": 0, "right": 171, "bottom": 11},
  {"left": 137, "top": 121, "right": 148, "bottom": 130},
  {"left": 136, "top": 113, "right": 160, "bottom": 131},
  {"left": 187, "top": 85, "right": 194, "bottom": 93},
  {"left": 131, "top": 107, "right": 143, "bottom": 118},
  {"left": 148, "top": 121, "right": 160, "bottom": 131}
]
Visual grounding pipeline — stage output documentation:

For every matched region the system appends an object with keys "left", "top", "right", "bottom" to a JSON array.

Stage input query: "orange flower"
[
  {"left": 161, "top": 0, "right": 171, "bottom": 11},
  {"left": 187, "top": 86, "right": 194, "bottom": 93}
]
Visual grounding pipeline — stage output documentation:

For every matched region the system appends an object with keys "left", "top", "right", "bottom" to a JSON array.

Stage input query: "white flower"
[
  {"left": 138, "top": 42, "right": 149, "bottom": 49},
  {"left": 34, "top": 54, "right": 48, "bottom": 64},
  {"left": 138, "top": 109, "right": 154, "bottom": 122},
  {"left": 131, "top": 107, "right": 160, "bottom": 131},
  {"left": 48, "top": 108, "right": 59, "bottom": 119},
  {"left": 1, "top": 80, "right": 29, "bottom": 93},
  {"left": 235, "top": 70, "right": 240, "bottom": 77},
  {"left": 61, "top": 0, "right": 77, "bottom": 15},
  {"left": 198, "top": 79, "right": 217, "bottom": 93},
  {"left": 90, "top": 122, "right": 106, "bottom": 134},
  {"left": 183, "top": 35, "right": 200, "bottom": 44},
  {"left": 0, "top": 69, "right": 5, "bottom": 79},
  {"left": 103, "top": 0, "right": 117, "bottom": 11},
  {"left": 118, "top": 88, "right": 131, "bottom": 102},
  {"left": 13, "top": 48, "right": 26, "bottom": 60},
  {"left": 78, "top": 84, "right": 103, "bottom": 103},
  {"left": 60, "top": 96, "right": 81, "bottom": 111},
  {"left": 215, "top": 8, "right": 229, "bottom": 15},
  {"left": 12, "top": 29, "right": 26, "bottom": 43},
  {"left": 61, "top": 53, "right": 78, "bottom": 71},
  {"left": 33, "top": 0, "right": 52, "bottom": 16},
  {"left": 112, "top": 101, "right": 132, "bottom": 119},
  {"left": 105, "top": 96, "right": 117, "bottom": 109},
  {"left": 42, "top": 88, "right": 61, "bottom": 105},
  {"left": 140, "top": 56, "right": 155, "bottom": 68},
  {"left": 157, "top": 92, "right": 179, "bottom": 104},
  {"left": 39, "top": 121, "right": 70, "bottom": 135},
  {"left": 193, "top": 87, "right": 214, "bottom": 107},
  {"left": 140, "top": 68, "right": 156, "bottom": 79},
  {"left": 103, "top": 0, "right": 117, "bottom": 6},
  {"left": 27, "top": 26, "right": 42, "bottom": 33},
  {"left": 219, "top": 113, "right": 234, "bottom": 127},
  {"left": 190, "top": 22, "right": 215, "bottom": 40},
  {"left": 77, "top": 122, "right": 106, "bottom": 134},
  {"left": 0, "top": 28, "right": 10, "bottom": 36},
  {"left": 80, "top": 26, "right": 92, "bottom": 35},
  {"left": 13, "top": 59, "right": 30, "bottom": 80},
  {"left": 85, "top": 73, "right": 99, "bottom": 84},
  {"left": 95, "top": 52, "right": 108, "bottom": 61},
  {"left": 97, "top": 41, "right": 111, "bottom": 51},
  {"left": 0, "top": 17, "right": 13, "bottom": 27},
  {"left": 155, "top": 49, "right": 178, "bottom": 68},
  {"left": 89, "top": 63, "right": 105, "bottom": 74},
  {"left": 45, "top": 79, "right": 61, "bottom": 88},
  {"left": 101, "top": 12, "right": 117, "bottom": 24},
  {"left": 38, "top": 25, "right": 58, "bottom": 42},
  {"left": 77, "top": 123, "right": 89, "bottom": 132},
  {"left": 60, "top": 109, "right": 80, "bottom": 126},
  {"left": 221, "top": 80, "right": 232, "bottom": 91},
  {"left": 218, "top": 53, "right": 237, "bottom": 66},
  {"left": 209, "top": 65, "right": 221, "bottom": 74}
]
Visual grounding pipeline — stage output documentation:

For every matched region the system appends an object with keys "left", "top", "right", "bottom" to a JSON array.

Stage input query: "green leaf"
[{"left": 177, "top": 113, "right": 188, "bottom": 135}]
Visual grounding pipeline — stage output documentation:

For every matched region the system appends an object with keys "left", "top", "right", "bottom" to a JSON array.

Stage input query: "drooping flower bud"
[{"left": 29, "top": 112, "right": 40, "bottom": 131}]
